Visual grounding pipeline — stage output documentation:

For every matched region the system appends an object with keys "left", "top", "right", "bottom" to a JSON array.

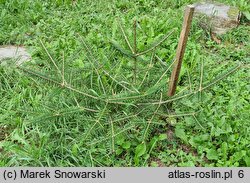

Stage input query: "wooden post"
[{"left": 168, "top": 5, "right": 195, "bottom": 96}]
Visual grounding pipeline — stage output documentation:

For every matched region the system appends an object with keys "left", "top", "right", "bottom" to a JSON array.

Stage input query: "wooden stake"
[{"left": 168, "top": 5, "right": 195, "bottom": 96}]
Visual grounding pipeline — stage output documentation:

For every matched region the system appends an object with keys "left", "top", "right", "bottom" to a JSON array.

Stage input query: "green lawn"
[{"left": 0, "top": 0, "right": 249, "bottom": 167}]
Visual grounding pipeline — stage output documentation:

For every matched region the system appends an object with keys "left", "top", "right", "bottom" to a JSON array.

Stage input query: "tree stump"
[{"left": 193, "top": 2, "right": 241, "bottom": 36}]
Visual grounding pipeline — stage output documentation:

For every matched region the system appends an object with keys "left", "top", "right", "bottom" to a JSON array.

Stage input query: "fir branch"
[
  {"left": 117, "top": 19, "right": 134, "bottom": 53},
  {"left": 39, "top": 39, "right": 63, "bottom": 81},
  {"left": 143, "top": 93, "right": 163, "bottom": 140},
  {"left": 18, "top": 66, "right": 102, "bottom": 100},
  {"left": 135, "top": 29, "right": 176, "bottom": 57}
]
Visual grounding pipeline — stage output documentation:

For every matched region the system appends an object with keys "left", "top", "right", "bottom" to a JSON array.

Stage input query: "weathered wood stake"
[{"left": 168, "top": 5, "right": 195, "bottom": 96}]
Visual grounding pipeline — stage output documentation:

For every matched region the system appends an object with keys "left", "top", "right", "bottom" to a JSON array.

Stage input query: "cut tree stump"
[{"left": 193, "top": 2, "right": 241, "bottom": 35}]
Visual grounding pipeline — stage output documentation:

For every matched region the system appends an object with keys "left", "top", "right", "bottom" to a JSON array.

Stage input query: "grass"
[{"left": 0, "top": 0, "right": 249, "bottom": 167}]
